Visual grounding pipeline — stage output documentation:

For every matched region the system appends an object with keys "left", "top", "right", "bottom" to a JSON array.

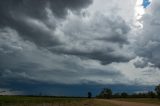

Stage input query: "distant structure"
[{"left": 88, "top": 92, "right": 92, "bottom": 99}]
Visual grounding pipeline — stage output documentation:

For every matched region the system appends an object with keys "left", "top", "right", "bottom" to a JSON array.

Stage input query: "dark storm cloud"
[
  {"left": 0, "top": 0, "right": 92, "bottom": 21},
  {"left": 133, "top": 57, "right": 149, "bottom": 68},
  {"left": 96, "top": 16, "right": 130, "bottom": 45},
  {"left": 50, "top": 13, "right": 133, "bottom": 65},
  {"left": 51, "top": 49, "right": 131, "bottom": 65},
  {"left": 49, "top": 0, "right": 93, "bottom": 18},
  {"left": 0, "top": 27, "right": 126, "bottom": 86},
  {"left": 0, "top": 0, "right": 142, "bottom": 95},
  {"left": 0, "top": 0, "right": 132, "bottom": 69},
  {"left": 0, "top": 64, "right": 128, "bottom": 96},
  {"left": 0, "top": 80, "right": 155, "bottom": 96},
  {"left": 0, "top": 0, "right": 92, "bottom": 47},
  {"left": 97, "top": 35, "right": 129, "bottom": 45}
]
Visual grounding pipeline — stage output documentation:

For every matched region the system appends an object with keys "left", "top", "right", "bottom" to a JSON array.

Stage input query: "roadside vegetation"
[
  {"left": 95, "top": 84, "right": 160, "bottom": 105},
  {"left": 97, "top": 84, "right": 160, "bottom": 99}
]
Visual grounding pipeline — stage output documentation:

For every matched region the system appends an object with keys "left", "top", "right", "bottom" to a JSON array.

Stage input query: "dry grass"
[
  {"left": 0, "top": 96, "right": 118, "bottom": 106},
  {"left": 115, "top": 98, "right": 160, "bottom": 105}
]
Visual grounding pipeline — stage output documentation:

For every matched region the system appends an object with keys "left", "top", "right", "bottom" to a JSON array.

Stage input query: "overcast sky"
[{"left": 0, "top": 0, "right": 160, "bottom": 96}]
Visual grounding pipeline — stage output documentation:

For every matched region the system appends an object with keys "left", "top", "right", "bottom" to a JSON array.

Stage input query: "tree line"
[{"left": 94, "top": 84, "right": 160, "bottom": 99}]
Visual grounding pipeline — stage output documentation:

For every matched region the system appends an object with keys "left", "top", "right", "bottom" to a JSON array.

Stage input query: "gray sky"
[{"left": 0, "top": 0, "right": 159, "bottom": 95}]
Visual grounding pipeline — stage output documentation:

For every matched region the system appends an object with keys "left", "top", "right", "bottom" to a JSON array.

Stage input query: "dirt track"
[{"left": 102, "top": 99, "right": 160, "bottom": 106}]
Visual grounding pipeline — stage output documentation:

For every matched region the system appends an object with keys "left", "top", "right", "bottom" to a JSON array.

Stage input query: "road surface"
[{"left": 102, "top": 99, "right": 160, "bottom": 106}]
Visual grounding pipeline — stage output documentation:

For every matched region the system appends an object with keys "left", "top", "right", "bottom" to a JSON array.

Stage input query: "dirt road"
[{"left": 102, "top": 99, "right": 160, "bottom": 106}]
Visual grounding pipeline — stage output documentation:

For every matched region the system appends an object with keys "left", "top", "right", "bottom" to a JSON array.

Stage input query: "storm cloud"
[
  {"left": 134, "top": 0, "right": 160, "bottom": 68},
  {"left": 0, "top": 0, "right": 160, "bottom": 95},
  {"left": 50, "top": 13, "right": 132, "bottom": 64},
  {"left": 0, "top": 0, "right": 92, "bottom": 46}
]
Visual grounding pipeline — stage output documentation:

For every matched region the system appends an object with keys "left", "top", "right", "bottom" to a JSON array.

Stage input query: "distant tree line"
[{"left": 96, "top": 84, "right": 160, "bottom": 99}]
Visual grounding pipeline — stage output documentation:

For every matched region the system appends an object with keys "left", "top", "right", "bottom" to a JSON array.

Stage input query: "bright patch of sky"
[
  {"left": 143, "top": 0, "right": 151, "bottom": 8},
  {"left": 135, "top": 0, "right": 152, "bottom": 28}
]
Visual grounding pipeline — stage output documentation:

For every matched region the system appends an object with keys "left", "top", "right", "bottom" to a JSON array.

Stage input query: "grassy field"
[
  {"left": 116, "top": 98, "right": 160, "bottom": 105},
  {"left": 1, "top": 96, "right": 159, "bottom": 106},
  {"left": 0, "top": 96, "right": 118, "bottom": 106}
]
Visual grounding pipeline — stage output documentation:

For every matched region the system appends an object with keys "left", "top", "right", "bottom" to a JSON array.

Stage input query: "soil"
[{"left": 104, "top": 99, "right": 160, "bottom": 106}]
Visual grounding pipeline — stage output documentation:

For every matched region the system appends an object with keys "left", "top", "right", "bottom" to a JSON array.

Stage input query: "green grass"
[
  {"left": 0, "top": 96, "right": 84, "bottom": 103},
  {"left": 115, "top": 98, "right": 160, "bottom": 105},
  {"left": 0, "top": 96, "right": 118, "bottom": 106}
]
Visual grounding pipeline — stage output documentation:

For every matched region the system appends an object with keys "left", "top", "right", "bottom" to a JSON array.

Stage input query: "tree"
[
  {"left": 113, "top": 93, "right": 120, "bottom": 98},
  {"left": 99, "top": 88, "right": 112, "bottom": 99},
  {"left": 121, "top": 92, "right": 128, "bottom": 98},
  {"left": 147, "top": 91, "right": 156, "bottom": 98},
  {"left": 88, "top": 92, "right": 92, "bottom": 98},
  {"left": 155, "top": 84, "right": 160, "bottom": 98}
]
